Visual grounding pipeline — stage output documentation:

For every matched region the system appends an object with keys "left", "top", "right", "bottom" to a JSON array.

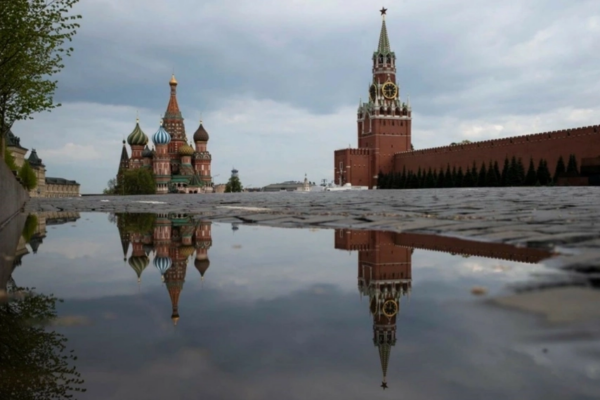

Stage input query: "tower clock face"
[
  {"left": 382, "top": 299, "right": 398, "bottom": 317},
  {"left": 369, "top": 84, "right": 377, "bottom": 101},
  {"left": 382, "top": 82, "right": 398, "bottom": 99}
]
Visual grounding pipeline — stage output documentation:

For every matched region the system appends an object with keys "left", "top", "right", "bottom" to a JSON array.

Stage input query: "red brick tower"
[
  {"left": 335, "top": 229, "right": 412, "bottom": 389},
  {"left": 163, "top": 74, "right": 187, "bottom": 175},
  {"left": 193, "top": 120, "right": 212, "bottom": 186},
  {"left": 152, "top": 120, "right": 172, "bottom": 194},
  {"left": 334, "top": 8, "right": 412, "bottom": 188}
]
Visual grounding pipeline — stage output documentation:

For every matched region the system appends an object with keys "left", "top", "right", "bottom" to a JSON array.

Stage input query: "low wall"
[
  {"left": 0, "top": 160, "right": 29, "bottom": 228},
  {"left": 395, "top": 125, "right": 600, "bottom": 175}
]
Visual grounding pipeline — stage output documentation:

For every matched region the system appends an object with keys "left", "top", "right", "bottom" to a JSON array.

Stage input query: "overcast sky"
[{"left": 11, "top": 0, "right": 600, "bottom": 193}]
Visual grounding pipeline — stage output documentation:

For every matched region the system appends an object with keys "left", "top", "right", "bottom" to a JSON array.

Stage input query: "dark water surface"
[{"left": 2, "top": 212, "right": 599, "bottom": 399}]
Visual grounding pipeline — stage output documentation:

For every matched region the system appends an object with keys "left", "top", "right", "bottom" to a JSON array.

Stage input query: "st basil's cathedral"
[{"left": 117, "top": 74, "right": 213, "bottom": 194}]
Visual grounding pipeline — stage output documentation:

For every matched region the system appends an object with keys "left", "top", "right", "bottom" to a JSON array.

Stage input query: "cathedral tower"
[
  {"left": 163, "top": 74, "right": 187, "bottom": 174},
  {"left": 193, "top": 120, "right": 212, "bottom": 186},
  {"left": 152, "top": 120, "right": 172, "bottom": 194},
  {"left": 126, "top": 118, "right": 149, "bottom": 169}
]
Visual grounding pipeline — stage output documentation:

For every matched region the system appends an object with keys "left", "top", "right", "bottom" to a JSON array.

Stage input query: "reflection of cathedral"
[
  {"left": 335, "top": 229, "right": 412, "bottom": 390},
  {"left": 117, "top": 213, "right": 212, "bottom": 325}
]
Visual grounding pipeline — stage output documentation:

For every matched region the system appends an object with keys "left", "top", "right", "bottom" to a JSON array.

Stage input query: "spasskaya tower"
[{"left": 334, "top": 7, "right": 412, "bottom": 188}]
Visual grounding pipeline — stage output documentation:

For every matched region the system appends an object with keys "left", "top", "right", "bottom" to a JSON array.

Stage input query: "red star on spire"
[{"left": 380, "top": 7, "right": 387, "bottom": 16}]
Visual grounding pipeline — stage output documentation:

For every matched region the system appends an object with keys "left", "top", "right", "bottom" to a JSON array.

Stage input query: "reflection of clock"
[
  {"left": 369, "top": 84, "right": 377, "bottom": 101},
  {"left": 382, "top": 82, "right": 398, "bottom": 99},
  {"left": 382, "top": 299, "right": 398, "bottom": 317}
]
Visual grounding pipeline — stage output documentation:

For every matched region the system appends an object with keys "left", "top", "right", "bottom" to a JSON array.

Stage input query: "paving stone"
[{"left": 23, "top": 187, "right": 600, "bottom": 268}]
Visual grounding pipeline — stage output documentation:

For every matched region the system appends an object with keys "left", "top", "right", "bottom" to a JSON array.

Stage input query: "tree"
[
  {"left": 3, "top": 147, "right": 18, "bottom": 171},
  {"left": 0, "top": 288, "right": 86, "bottom": 398},
  {"left": 537, "top": 159, "right": 551, "bottom": 185},
  {"left": 21, "top": 214, "right": 38, "bottom": 242},
  {"left": 18, "top": 160, "right": 37, "bottom": 190},
  {"left": 501, "top": 157, "right": 510, "bottom": 186},
  {"left": 225, "top": 175, "right": 243, "bottom": 192},
  {"left": 477, "top": 163, "right": 487, "bottom": 187},
  {"left": 103, "top": 178, "right": 117, "bottom": 194},
  {"left": 554, "top": 156, "right": 566, "bottom": 181},
  {"left": 121, "top": 168, "right": 155, "bottom": 195},
  {"left": 444, "top": 165, "right": 453, "bottom": 188},
  {"left": 485, "top": 161, "right": 499, "bottom": 187},
  {"left": 0, "top": 0, "right": 82, "bottom": 158},
  {"left": 566, "top": 154, "right": 579, "bottom": 175},
  {"left": 525, "top": 158, "right": 537, "bottom": 185},
  {"left": 516, "top": 158, "right": 526, "bottom": 185}
]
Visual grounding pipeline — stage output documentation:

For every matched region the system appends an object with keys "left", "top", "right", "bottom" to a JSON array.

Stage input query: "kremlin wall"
[
  {"left": 334, "top": 9, "right": 600, "bottom": 188},
  {"left": 395, "top": 125, "right": 600, "bottom": 182}
]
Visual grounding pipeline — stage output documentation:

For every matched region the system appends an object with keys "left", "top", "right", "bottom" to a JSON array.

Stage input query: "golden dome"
[
  {"left": 169, "top": 74, "right": 178, "bottom": 85},
  {"left": 178, "top": 143, "right": 194, "bottom": 156},
  {"left": 179, "top": 245, "right": 195, "bottom": 258}
]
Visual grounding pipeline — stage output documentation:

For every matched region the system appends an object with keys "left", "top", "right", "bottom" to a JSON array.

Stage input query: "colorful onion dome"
[
  {"left": 178, "top": 143, "right": 194, "bottom": 156},
  {"left": 152, "top": 120, "right": 171, "bottom": 145},
  {"left": 195, "top": 258, "right": 210, "bottom": 279},
  {"left": 128, "top": 255, "right": 149, "bottom": 281},
  {"left": 142, "top": 145, "right": 153, "bottom": 158},
  {"left": 193, "top": 120, "right": 209, "bottom": 142},
  {"left": 179, "top": 245, "right": 195, "bottom": 258},
  {"left": 153, "top": 256, "right": 172, "bottom": 276},
  {"left": 127, "top": 119, "right": 149, "bottom": 146}
]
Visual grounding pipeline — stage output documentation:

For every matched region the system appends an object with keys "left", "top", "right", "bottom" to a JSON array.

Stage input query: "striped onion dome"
[
  {"left": 127, "top": 119, "right": 149, "bottom": 146},
  {"left": 153, "top": 256, "right": 172, "bottom": 276},
  {"left": 178, "top": 143, "right": 194, "bottom": 156},
  {"left": 128, "top": 255, "right": 149, "bottom": 280},
  {"left": 142, "top": 145, "right": 153, "bottom": 158},
  {"left": 152, "top": 120, "right": 171, "bottom": 145},
  {"left": 179, "top": 245, "right": 195, "bottom": 258}
]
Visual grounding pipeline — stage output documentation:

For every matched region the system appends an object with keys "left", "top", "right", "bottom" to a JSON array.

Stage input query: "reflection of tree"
[
  {"left": 21, "top": 214, "right": 38, "bottom": 243},
  {"left": 116, "top": 213, "right": 156, "bottom": 235},
  {"left": 0, "top": 288, "right": 86, "bottom": 399}
]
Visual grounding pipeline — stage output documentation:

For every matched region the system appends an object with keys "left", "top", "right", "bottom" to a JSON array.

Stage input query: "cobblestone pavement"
[{"left": 26, "top": 187, "right": 600, "bottom": 272}]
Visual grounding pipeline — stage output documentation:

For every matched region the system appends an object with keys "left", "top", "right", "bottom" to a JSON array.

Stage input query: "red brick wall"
[
  {"left": 334, "top": 148, "right": 372, "bottom": 186},
  {"left": 395, "top": 232, "right": 553, "bottom": 264},
  {"left": 394, "top": 125, "right": 600, "bottom": 174}
]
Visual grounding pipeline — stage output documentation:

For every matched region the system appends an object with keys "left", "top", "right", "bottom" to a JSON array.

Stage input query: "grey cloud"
[{"left": 54, "top": 0, "right": 600, "bottom": 119}]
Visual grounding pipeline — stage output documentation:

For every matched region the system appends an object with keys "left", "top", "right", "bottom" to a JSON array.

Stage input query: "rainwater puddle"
[{"left": 1, "top": 212, "right": 599, "bottom": 399}]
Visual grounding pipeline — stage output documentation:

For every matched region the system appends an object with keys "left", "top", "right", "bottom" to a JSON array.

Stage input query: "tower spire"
[
  {"left": 378, "top": 342, "right": 392, "bottom": 389},
  {"left": 165, "top": 75, "right": 181, "bottom": 118},
  {"left": 377, "top": 8, "right": 391, "bottom": 54}
]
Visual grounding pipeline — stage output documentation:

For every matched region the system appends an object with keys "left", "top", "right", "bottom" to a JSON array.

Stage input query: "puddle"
[{"left": 0, "top": 212, "right": 598, "bottom": 399}]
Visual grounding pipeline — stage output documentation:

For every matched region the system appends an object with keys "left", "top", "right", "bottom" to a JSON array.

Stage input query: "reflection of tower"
[
  {"left": 335, "top": 229, "right": 412, "bottom": 390},
  {"left": 116, "top": 215, "right": 130, "bottom": 261},
  {"left": 153, "top": 213, "right": 173, "bottom": 280},
  {"left": 194, "top": 221, "right": 212, "bottom": 280},
  {"left": 128, "top": 232, "right": 149, "bottom": 283},
  {"left": 163, "top": 214, "right": 195, "bottom": 325}
]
